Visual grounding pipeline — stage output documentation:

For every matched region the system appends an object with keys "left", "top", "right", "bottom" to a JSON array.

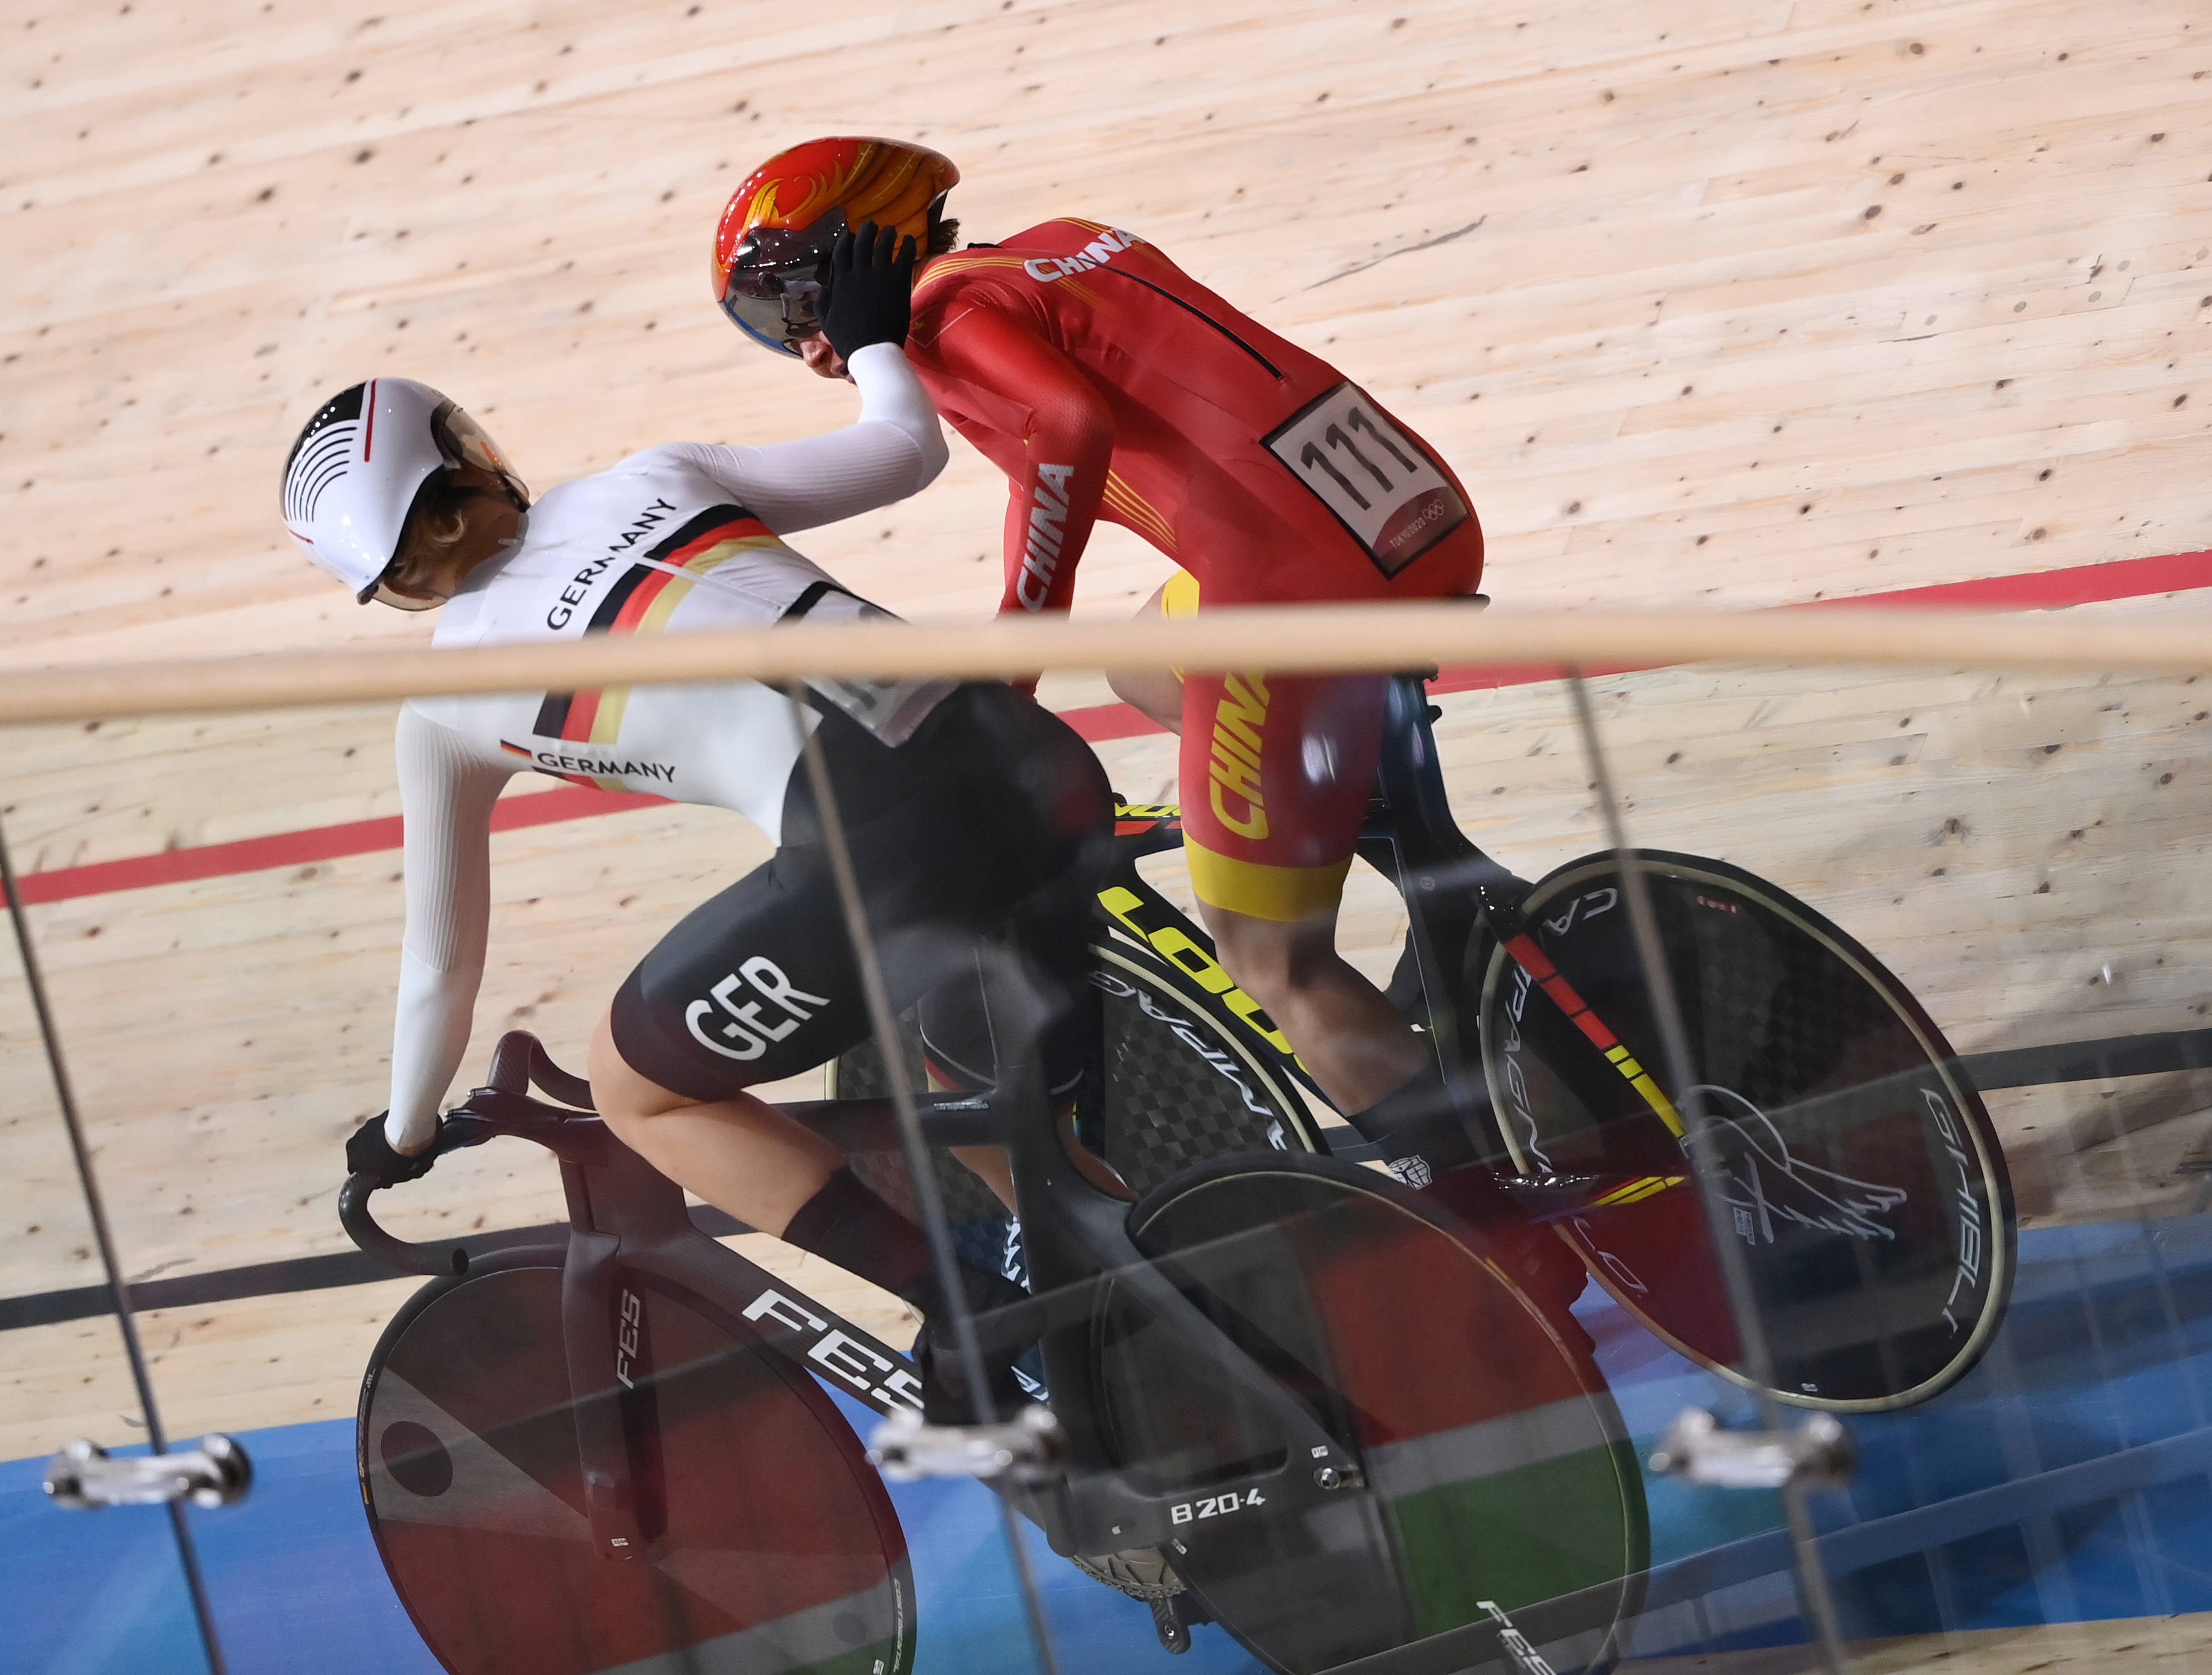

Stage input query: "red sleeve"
[{"left": 927, "top": 302, "right": 1113, "bottom": 620}]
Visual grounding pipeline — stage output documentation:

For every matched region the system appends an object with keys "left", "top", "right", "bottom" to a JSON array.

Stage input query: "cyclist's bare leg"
[
  {"left": 1135, "top": 579, "right": 1427, "bottom": 1116},
  {"left": 1199, "top": 900, "right": 1430, "bottom": 1115},
  {"left": 1106, "top": 582, "right": 1187, "bottom": 732},
  {"left": 590, "top": 1010, "right": 1031, "bottom": 1374},
  {"left": 589, "top": 1010, "right": 840, "bottom": 1236},
  {"left": 949, "top": 1145, "right": 1017, "bottom": 1211},
  {"left": 1107, "top": 665, "right": 1184, "bottom": 732}
]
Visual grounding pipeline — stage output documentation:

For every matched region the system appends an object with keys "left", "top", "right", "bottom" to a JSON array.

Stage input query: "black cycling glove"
[
  {"left": 820, "top": 220, "right": 919, "bottom": 362},
  {"left": 346, "top": 1112, "right": 437, "bottom": 1185}
]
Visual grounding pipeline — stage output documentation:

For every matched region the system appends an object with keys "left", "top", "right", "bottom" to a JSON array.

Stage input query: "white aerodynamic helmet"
[{"left": 280, "top": 377, "right": 526, "bottom": 609}]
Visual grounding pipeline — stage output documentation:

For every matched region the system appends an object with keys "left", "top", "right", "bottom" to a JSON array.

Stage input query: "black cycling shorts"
[{"left": 608, "top": 684, "right": 1112, "bottom": 1103}]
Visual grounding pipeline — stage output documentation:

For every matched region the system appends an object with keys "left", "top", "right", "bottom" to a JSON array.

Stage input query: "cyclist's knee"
[
  {"left": 589, "top": 1008, "right": 691, "bottom": 1135},
  {"left": 1106, "top": 662, "right": 1184, "bottom": 732},
  {"left": 1106, "top": 580, "right": 1191, "bottom": 731},
  {"left": 1199, "top": 905, "right": 1338, "bottom": 1005}
]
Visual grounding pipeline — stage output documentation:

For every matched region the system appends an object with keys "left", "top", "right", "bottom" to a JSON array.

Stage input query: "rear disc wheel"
[{"left": 1475, "top": 849, "right": 2013, "bottom": 1411}]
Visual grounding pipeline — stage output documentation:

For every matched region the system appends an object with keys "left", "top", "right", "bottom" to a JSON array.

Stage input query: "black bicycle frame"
[
  {"left": 340, "top": 673, "right": 1655, "bottom": 1571},
  {"left": 341, "top": 1032, "right": 1369, "bottom": 1562}
]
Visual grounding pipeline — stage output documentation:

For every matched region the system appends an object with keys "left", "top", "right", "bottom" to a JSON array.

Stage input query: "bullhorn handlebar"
[{"left": 337, "top": 1031, "right": 599, "bottom": 1277}]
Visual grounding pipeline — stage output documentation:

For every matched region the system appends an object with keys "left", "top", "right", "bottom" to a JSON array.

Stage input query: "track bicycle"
[
  {"left": 345, "top": 1025, "right": 1650, "bottom": 1675},
  {"left": 842, "top": 672, "right": 2017, "bottom": 1414},
  {"left": 341, "top": 669, "right": 2013, "bottom": 1673}
]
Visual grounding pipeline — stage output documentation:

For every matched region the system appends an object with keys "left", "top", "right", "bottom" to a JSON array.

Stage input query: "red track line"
[
  {"left": 1413, "top": 548, "right": 2212, "bottom": 697},
  {"left": 9, "top": 549, "right": 2208, "bottom": 906},
  {"left": 4, "top": 788, "right": 667, "bottom": 907}
]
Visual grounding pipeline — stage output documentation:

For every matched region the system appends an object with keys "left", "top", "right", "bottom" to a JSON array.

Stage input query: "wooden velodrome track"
[{"left": 5, "top": 0, "right": 2212, "bottom": 1661}]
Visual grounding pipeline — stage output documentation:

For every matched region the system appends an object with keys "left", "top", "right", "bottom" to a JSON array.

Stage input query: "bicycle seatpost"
[{"left": 1374, "top": 675, "right": 1517, "bottom": 905}]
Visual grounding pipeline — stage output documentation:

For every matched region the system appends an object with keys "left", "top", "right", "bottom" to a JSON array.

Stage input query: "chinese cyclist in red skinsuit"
[{"left": 714, "top": 137, "right": 1497, "bottom": 1194}]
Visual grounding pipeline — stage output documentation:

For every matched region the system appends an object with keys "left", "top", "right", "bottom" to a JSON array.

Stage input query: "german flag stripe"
[
  {"left": 582, "top": 563, "right": 656, "bottom": 636},
  {"left": 648, "top": 503, "right": 773, "bottom": 567},
  {"left": 560, "top": 686, "right": 609, "bottom": 745},
  {"left": 532, "top": 505, "right": 772, "bottom": 750},
  {"left": 589, "top": 534, "right": 776, "bottom": 743},
  {"left": 532, "top": 690, "right": 575, "bottom": 738}
]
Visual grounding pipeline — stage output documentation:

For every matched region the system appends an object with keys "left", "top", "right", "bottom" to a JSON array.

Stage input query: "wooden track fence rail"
[{"left": 0, "top": 604, "right": 2206, "bottom": 725}]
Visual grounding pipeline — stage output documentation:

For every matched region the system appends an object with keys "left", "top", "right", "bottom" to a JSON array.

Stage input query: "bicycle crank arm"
[{"left": 1087, "top": 1252, "right": 1358, "bottom": 1479}]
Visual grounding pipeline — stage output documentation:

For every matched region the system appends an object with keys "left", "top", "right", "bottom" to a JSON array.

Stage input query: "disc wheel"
[
  {"left": 1474, "top": 849, "right": 2013, "bottom": 1411},
  {"left": 359, "top": 1249, "right": 914, "bottom": 1675},
  {"left": 1098, "top": 1155, "right": 1648, "bottom": 1675}
]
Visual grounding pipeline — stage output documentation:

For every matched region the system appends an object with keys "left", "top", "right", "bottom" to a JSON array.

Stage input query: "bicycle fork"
[
  {"left": 564, "top": 1225, "right": 652, "bottom": 1559},
  {"left": 1372, "top": 675, "right": 1688, "bottom": 1151},
  {"left": 555, "top": 1143, "right": 693, "bottom": 1562}
]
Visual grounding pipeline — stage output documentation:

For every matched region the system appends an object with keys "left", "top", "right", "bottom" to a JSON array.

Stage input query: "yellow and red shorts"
[{"left": 1163, "top": 571, "right": 1390, "bottom": 923}]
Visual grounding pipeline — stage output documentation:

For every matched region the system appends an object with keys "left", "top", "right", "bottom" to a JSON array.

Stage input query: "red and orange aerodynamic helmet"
[{"left": 712, "top": 136, "right": 959, "bottom": 355}]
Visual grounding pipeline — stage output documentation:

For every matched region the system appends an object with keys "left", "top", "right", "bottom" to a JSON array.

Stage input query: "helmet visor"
[
  {"left": 367, "top": 572, "right": 444, "bottom": 612},
  {"left": 719, "top": 260, "right": 830, "bottom": 355},
  {"left": 362, "top": 404, "right": 527, "bottom": 610},
  {"left": 431, "top": 402, "right": 521, "bottom": 490},
  {"left": 717, "top": 220, "right": 842, "bottom": 355}
]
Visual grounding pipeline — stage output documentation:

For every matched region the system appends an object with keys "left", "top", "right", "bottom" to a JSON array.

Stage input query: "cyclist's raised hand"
[
  {"left": 820, "top": 220, "right": 919, "bottom": 362},
  {"left": 346, "top": 1111, "right": 437, "bottom": 1185}
]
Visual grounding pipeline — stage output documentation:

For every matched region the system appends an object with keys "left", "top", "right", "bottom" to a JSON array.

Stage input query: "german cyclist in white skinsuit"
[{"left": 282, "top": 227, "right": 1108, "bottom": 1419}]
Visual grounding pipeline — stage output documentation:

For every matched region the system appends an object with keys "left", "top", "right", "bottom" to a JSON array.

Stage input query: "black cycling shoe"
[
  {"left": 912, "top": 1264, "right": 1036, "bottom": 1425},
  {"left": 913, "top": 1324, "right": 1034, "bottom": 1426}
]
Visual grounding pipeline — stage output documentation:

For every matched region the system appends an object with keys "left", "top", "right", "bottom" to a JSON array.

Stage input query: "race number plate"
[{"left": 1264, "top": 382, "right": 1469, "bottom": 577}]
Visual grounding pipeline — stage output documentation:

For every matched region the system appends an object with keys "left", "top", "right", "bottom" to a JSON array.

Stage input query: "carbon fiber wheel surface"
[
  {"left": 1476, "top": 850, "right": 2013, "bottom": 1411},
  {"left": 830, "top": 940, "right": 1317, "bottom": 1223},
  {"left": 1103, "top": 1156, "right": 1647, "bottom": 1675}
]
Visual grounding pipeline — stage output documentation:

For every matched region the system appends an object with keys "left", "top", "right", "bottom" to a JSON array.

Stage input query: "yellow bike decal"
[{"left": 1097, "top": 885, "right": 1295, "bottom": 1058}]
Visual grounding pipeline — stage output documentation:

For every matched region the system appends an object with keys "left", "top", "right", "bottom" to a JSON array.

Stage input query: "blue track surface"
[{"left": 9, "top": 1215, "right": 2211, "bottom": 1672}]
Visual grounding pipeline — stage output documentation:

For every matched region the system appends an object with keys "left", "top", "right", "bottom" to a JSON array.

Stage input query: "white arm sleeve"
[
  {"left": 664, "top": 342, "right": 949, "bottom": 535},
  {"left": 386, "top": 706, "right": 515, "bottom": 1151}
]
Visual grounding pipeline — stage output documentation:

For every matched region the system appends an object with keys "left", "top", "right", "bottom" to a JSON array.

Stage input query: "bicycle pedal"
[{"left": 867, "top": 1403, "right": 1065, "bottom": 1485}]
